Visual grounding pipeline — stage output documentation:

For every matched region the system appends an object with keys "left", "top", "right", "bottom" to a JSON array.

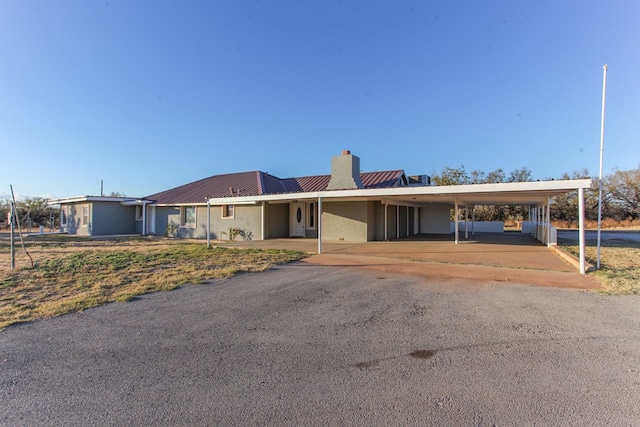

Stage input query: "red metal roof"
[{"left": 146, "top": 170, "right": 406, "bottom": 204}]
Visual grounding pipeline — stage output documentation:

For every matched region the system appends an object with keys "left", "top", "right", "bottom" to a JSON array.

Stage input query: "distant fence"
[{"left": 523, "top": 222, "right": 557, "bottom": 245}]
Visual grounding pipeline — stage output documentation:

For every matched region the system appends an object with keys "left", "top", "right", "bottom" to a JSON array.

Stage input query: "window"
[
  {"left": 181, "top": 206, "right": 196, "bottom": 227},
  {"left": 135, "top": 205, "right": 143, "bottom": 221},
  {"left": 306, "top": 202, "right": 316, "bottom": 230},
  {"left": 82, "top": 205, "right": 90, "bottom": 226},
  {"left": 222, "top": 204, "right": 234, "bottom": 219},
  {"left": 60, "top": 206, "right": 67, "bottom": 226}
]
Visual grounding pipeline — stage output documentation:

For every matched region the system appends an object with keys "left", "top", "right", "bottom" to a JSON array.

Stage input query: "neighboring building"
[{"left": 52, "top": 196, "right": 144, "bottom": 236}]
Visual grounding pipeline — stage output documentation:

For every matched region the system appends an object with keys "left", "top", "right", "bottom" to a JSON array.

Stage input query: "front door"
[{"left": 289, "top": 202, "right": 305, "bottom": 237}]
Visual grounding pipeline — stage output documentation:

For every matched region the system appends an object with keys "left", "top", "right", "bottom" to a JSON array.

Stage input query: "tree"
[
  {"left": 508, "top": 166, "right": 532, "bottom": 183},
  {"left": 432, "top": 165, "right": 470, "bottom": 186},
  {"left": 14, "top": 197, "right": 58, "bottom": 229},
  {"left": 604, "top": 167, "right": 640, "bottom": 219}
]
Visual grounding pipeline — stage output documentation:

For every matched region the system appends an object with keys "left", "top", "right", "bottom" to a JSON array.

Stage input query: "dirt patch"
[{"left": 303, "top": 254, "right": 601, "bottom": 290}]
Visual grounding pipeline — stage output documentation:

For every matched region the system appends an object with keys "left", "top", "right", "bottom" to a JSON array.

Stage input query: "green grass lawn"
[{"left": 0, "top": 237, "right": 306, "bottom": 329}]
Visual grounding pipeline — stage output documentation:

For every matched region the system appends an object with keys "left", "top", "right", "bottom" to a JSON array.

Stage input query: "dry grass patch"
[
  {"left": 559, "top": 238, "right": 640, "bottom": 295},
  {"left": 0, "top": 237, "right": 306, "bottom": 329}
]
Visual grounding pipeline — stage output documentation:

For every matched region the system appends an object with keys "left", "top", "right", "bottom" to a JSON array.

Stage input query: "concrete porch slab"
[{"left": 220, "top": 233, "right": 600, "bottom": 290}]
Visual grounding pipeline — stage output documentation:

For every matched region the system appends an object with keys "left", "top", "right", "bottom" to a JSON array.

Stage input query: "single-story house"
[{"left": 49, "top": 150, "right": 593, "bottom": 273}]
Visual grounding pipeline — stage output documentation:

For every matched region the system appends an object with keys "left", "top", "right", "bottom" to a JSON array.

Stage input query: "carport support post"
[
  {"left": 141, "top": 203, "right": 146, "bottom": 236},
  {"left": 454, "top": 198, "right": 459, "bottom": 244},
  {"left": 261, "top": 202, "right": 265, "bottom": 241},
  {"left": 546, "top": 197, "right": 552, "bottom": 248},
  {"left": 465, "top": 207, "right": 469, "bottom": 239},
  {"left": 317, "top": 197, "right": 322, "bottom": 254},
  {"left": 384, "top": 201, "right": 388, "bottom": 241},
  {"left": 206, "top": 198, "right": 211, "bottom": 248},
  {"left": 578, "top": 188, "right": 586, "bottom": 274},
  {"left": 472, "top": 207, "right": 475, "bottom": 235}
]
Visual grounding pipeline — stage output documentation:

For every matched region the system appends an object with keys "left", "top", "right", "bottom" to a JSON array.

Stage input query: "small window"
[
  {"left": 135, "top": 206, "right": 143, "bottom": 221},
  {"left": 306, "top": 202, "right": 315, "bottom": 230},
  {"left": 82, "top": 205, "right": 90, "bottom": 226},
  {"left": 60, "top": 206, "right": 67, "bottom": 226},
  {"left": 222, "top": 204, "right": 234, "bottom": 219},
  {"left": 181, "top": 206, "right": 196, "bottom": 227}
]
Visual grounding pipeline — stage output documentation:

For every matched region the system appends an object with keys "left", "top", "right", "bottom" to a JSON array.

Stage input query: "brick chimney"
[{"left": 327, "top": 150, "right": 363, "bottom": 190}]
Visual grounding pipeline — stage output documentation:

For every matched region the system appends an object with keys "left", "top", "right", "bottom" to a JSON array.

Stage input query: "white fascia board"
[
  {"left": 120, "top": 199, "right": 154, "bottom": 206},
  {"left": 47, "top": 196, "right": 139, "bottom": 205},
  {"left": 202, "top": 178, "right": 593, "bottom": 205}
]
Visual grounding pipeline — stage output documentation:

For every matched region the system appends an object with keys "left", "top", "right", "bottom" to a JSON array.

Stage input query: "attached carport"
[{"left": 207, "top": 178, "right": 593, "bottom": 274}]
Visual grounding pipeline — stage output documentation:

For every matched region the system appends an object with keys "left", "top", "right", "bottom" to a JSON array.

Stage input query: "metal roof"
[{"left": 145, "top": 170, "right": 407, "bottom": 205}]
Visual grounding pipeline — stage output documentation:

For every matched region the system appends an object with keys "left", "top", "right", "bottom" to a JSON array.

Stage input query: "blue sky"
[{"left": 1, "top": 0, "right": 638, "bottom": 199}]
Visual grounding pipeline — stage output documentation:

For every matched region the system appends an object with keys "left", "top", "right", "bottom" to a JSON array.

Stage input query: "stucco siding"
[
  {"left": 420, "top": 203, "right": 451, "bottom": 234},
  {"left": 91, "top": 202, "right": 136, "bottom": 235},
  {"left": 266, "top": 203, "right": 289, "bottom": 238},
  {"left": 322, "top": 201, "right": 368, "bottom": 241}
]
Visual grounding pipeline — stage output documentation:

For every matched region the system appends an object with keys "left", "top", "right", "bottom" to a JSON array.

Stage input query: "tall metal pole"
[{"left": 597, "top": 64, "right": 608, "bottom": 269}]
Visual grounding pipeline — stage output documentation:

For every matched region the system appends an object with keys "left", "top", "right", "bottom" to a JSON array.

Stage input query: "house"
[
  {"left": 49, "top": 150, "right": 593, "bottom": 272},
  {"left": 145, "top": 150, "right": 420, "bottom": 241}
]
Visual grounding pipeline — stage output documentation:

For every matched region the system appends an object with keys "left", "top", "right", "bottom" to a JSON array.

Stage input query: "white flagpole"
[{"left": 597, "top": 64, "right": 608, "bottom": 269}]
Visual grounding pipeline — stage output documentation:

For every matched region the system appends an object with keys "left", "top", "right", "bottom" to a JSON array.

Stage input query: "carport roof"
[{"left": 203, "top": 178, "right": 593, "bottom": 207}]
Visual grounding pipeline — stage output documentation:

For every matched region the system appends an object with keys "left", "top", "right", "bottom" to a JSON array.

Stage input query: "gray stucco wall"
[
  {"left": 420, "top": 203, "right": 452, "bottom": 234},
  {"left": 267, "top": 203, "right": 289, "bottom": 238},
  {"left": 64, "top": 203, "right": 89, "bottom": 236},
  {"left": 322, "top": 201, "right": 369, "bottom": 241},
  {"left": 157, "top": 204, "right": 264, "bottom": 240},
  {"left": 91, "top": 202, "right": 136, "bottom": 235}
]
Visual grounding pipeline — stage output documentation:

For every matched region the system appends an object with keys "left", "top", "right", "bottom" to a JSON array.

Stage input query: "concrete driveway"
[
  {"left": 223, "top": 233, "right": 600, "bottom": 289},
  {"left": 2, "top": 263, "right": 639, "bottom": 425}
]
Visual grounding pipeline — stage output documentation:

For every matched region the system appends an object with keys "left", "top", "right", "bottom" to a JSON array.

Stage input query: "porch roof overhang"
[
  {"left": 203, "top": 178, "right": 593, "bottom": 207},
  {"left": 47, "top": 196, "right": 144, "bottom": 205}
]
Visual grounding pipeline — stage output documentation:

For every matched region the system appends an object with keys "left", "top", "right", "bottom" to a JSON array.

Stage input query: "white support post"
[
  {"left": 546, "top": 197, "right": 552, "bottom": 248},
  {"left": 206, "top": 198, "right": 211, "bottom": 248},
  {"left": 261, "top": 201, "right": 265, "bottom": 241},
  {"left": 406, "top": 206, "right": 409, "bottom": 237},
  {"left": 317, "top": 197, "right": 322, "bottom": 254},
  {"left": 578, "top": 188, "right": 586, "bottom": 274},
  {"left": 465, "top": 206, "right": 469, "bottom": 239},
  {"left": 142, "top": 202, "right": 147, "bottom": 236},
  {"left": 384, "top": 201, "right": 388, "bottom": 241},
  {"left": 472, "top": 207, "right": 475, "bottom": 235},
  {"left": 454, "top": 198, "right": 459, "bottom": 244}
]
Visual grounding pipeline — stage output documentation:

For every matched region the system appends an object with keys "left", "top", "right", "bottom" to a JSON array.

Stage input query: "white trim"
[{"left": 203, "top": 179, "right": 593, "bottom": 206}]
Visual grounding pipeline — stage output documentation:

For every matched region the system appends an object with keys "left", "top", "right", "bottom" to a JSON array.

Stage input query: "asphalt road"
[
  {"left": 2, "top": 263, "right": 640, "bottom": 426},
  {"left": 557, "top": 229, "right": 640, "bottom": 242}
]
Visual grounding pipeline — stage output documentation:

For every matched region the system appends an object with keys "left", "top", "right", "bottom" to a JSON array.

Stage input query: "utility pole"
[{"left": 597, "top": 64, "right": 608, "bottom": 269}]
